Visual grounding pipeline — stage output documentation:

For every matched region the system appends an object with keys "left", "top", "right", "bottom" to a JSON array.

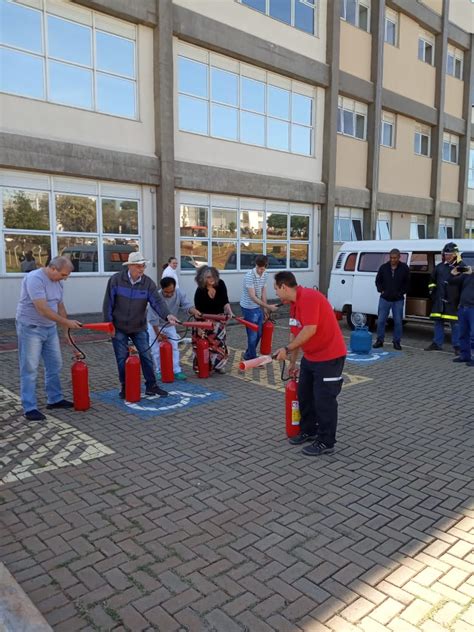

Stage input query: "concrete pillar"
[{"left": 456, "top": 33, "right": 473, "bottom": 239}]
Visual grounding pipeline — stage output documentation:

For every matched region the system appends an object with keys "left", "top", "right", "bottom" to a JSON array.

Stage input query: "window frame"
[
  {"left": 334, "top": 207, "right": 364, "bottom": 242},
  {"left": 414, "top": 126, "right": 431, "bottom": 157},
  {"left": 340, "top": 0, "right": 371, "bottom": 33},
  {"left": 238, "top": 0, "right": 318, "bottom": 36},
  {"left": 442, "top": 132, "right": 459, "bottom": 165},
  {"left": 337, "top": 96, "right": 368, "bottom": 141},
  {"left": 384, "top": 8, "right": 398, "bottom": 46},
  {"left": 418, "top": 34, "right": 435, "bottom": 66},
  {"left": 380, "top": 111, "right": 395, "bottom": 148},
  {"left": 446, "top": 44, "right": 463, "bottom": 80}
]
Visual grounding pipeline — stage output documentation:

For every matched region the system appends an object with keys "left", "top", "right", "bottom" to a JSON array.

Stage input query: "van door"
[{"left": 328, "top": 251, "right": 357, "bottom": 311}]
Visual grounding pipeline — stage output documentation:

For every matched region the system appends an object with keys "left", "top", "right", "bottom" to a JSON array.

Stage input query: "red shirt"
[{"left": 290, "top": 286, "right": 346, "bottom": 362}]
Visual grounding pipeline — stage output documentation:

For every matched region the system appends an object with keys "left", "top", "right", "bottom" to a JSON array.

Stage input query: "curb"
[{"left": 0, "top": 563, "right": 52, "bottom": 632}]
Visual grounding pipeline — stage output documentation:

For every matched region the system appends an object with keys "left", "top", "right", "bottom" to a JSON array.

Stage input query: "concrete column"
[
  {"left": 319, "top": 0, "right": 341, "bottom": 294},
  {"left": 365, "top": 0, "right": 385, "bottom": 240},
  {"left": 427, "top": 0, "right": 449, "bottom": 238},
  {"left": 154, "top": 0, "right": 176, "bottom": 271},
  {"left": 456, "top": 33, "right": 473, "bottom": 238}
]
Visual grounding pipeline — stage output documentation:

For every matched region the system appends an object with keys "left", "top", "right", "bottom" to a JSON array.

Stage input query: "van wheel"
[{"left": 346, "top": 311, "right": 376, "bottom": 332}]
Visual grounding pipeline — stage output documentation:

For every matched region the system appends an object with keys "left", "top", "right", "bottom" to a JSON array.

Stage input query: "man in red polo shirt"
[{"left": 273, "top": 271, "right": 347, "bottom": 456}]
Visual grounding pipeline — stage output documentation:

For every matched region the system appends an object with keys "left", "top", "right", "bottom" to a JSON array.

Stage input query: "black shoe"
[
  {"left": 119, "top": 387, "right": 125, "bottom": 399},
  {"left": 289, "top": 432, "right": 318, "bottom": 445},
  {"left": 454, "top": 347, "right": 460, "bottom": 356},
  {"left": 393, "top": 342, "right": 402, "bottom": 351},
  {"left": 453, "top": 357, "right": 469, "bottom": 363},
  {"left": 24, "top": 409, "right": 46, "bottom": 421},
  {"left": 466, "top": 361, "right": 474, "bottom": 367},
  {"left": 46, "top": 399, "right": 74, "bottom": 409},
  {"left": 145, "top": 385, "right": 168, "bottom": 398},
  {"left": 425, "top": 343, "right": 443, "bottom": 351},
  {"left": 373, "top": 340, "right": 383, "bottom": 349},
  {"left": 302, "top": 441, "right": 334, "bottom": 456}
]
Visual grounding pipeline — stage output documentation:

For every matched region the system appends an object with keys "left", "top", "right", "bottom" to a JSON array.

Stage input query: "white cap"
[{"left": 122, "top": 251, "right": 149, "bottom": 266}]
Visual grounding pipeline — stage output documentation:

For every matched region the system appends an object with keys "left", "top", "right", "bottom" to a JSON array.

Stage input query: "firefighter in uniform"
[{"left": 425, "top": 242, "right": 463, "bottom": 354}]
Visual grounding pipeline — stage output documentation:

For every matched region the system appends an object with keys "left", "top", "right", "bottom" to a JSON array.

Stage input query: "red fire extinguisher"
[
  {"left": 196, "top": 336, "right": 210, "bottom": 378},
  {"left": 125, "top": 347, "right": 141, "bottom": 402},
  {"left": 260, "top": 318, "right": 274, "bottom": 355},
  {"left": 159, "top": 337, "right": 174, "bottom": 383},
  {"left": 285, "top": 372, "right": 300, "bottom": 438},
  {"left": 71, "top": 355, "right": 90, "bottom": 411}
]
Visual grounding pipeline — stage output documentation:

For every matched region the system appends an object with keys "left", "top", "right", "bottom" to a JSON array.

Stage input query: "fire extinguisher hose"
[{"left": 67, "top": 328, "right": 86, "bottom": 360}]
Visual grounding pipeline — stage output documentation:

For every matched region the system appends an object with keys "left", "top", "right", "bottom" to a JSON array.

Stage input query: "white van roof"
[{"left": 337, "top": 239, "right": 474, "bottom": 252}]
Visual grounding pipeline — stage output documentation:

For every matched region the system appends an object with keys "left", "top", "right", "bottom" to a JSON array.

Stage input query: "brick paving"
[{"left": 0, "top": 313, "right": 473, "bottom": 631}]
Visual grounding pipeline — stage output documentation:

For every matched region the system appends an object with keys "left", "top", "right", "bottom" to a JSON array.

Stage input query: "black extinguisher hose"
[{"left": 67, "top": 328, "right": 86, "bottom": 360}]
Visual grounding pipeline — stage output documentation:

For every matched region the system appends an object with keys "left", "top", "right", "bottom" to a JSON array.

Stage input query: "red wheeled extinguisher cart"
[{"left": 285, "top": 369, "right": 300, "bottom": 438}]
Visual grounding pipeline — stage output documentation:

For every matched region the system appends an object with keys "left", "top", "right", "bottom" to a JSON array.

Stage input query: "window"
[
  {"left": 179, "top": 196, "right": 314, "bottom": 271},
  {"left": 469, "top": 147, "right": 474, "bottom": 189},
  {"left": 380, "top": 111, "right": 395, "bottom": 148},
  {"left": 340, "top": 0, "right": 370, "bottom": 32},
  {"left": 344, "top": 253, "right": 357, "bottom": 271},
  {"left": 376, "top": 212, "right": 391, "bottom": 240},
  {"left": 465, "top": 220, "right": 474, "bottom": 239},
  {"left": 446, "top": 45, "right": 463, "bottom": 80},
  {"left": 442, "top": 133, "right": 459, "bottom": 164},
  {"left": 0, "top": 0, "right": 137, "bottom": 118},
  {"left": 337, "top": 96, "right": 367, "bottom": 140},
  {"left": 410, "top": 216, "right": 427, "bottom": 239},
  {"left": 438, "top": 218, "right": 455, "bottom": 240},
  {"left": 178, "top": 48, "right": 314, "bottom": 156},
  {"left": 358, "top": 251, "right": 408, "bottom": 272},
  {"left": 240, "top": 0, "right": 317, "bottom": 35},
  {"left": 414, "top": 126, "right": 431, "bottom": 157},
  {"left": 1, "top": 173, "right": 140, "bottom": 274},
  {"left": 418, "top": 33, "right": 434, "bottom": 65},
  {"left": 384, "top": 8, "right": 397, "bottom": 45},
  {"left": 334, "top": 207, "right": 363, "bottom": 242}
]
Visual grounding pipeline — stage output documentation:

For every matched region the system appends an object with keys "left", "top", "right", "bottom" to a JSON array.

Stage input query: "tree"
[
  {"left": 3, "top": 190, "right": 49, "bottom": 230},
  {"left": 55, "top": 195, "right": 97, "bottom": 232}
]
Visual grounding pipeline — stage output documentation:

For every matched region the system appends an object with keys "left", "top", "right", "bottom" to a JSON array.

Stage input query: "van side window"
[
  {"left": 410, "top": 253, "right": 429, "bottom": 272},
  {"left": 358, "top": 252, "right": 408, "bottom": 272},
  {"left": 344, "top": 253, "right": 357, "bottom": 271}
]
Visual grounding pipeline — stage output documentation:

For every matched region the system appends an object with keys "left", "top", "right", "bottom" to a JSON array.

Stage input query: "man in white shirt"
[{"left": 162, "top": 256, "right": 179, "bottom": 287}]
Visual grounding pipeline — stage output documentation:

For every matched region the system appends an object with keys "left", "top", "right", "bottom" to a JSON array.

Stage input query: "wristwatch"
[{"left": 284, "top": 345, "right": 290, "bottom": 354}]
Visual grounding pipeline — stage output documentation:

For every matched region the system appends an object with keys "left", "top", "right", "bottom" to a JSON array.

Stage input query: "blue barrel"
[{"left": 350, "top": 326, "right": 372, "bottom": 354}]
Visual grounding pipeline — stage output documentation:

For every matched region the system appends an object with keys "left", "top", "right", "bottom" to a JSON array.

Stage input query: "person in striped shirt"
[{"left": 240, "top": 255, "right": 277, "bottom": 361}]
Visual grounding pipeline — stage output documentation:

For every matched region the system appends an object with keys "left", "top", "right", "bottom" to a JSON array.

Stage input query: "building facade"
[{"left": 1, "top": 0, "right": 473, "bottom": 317}]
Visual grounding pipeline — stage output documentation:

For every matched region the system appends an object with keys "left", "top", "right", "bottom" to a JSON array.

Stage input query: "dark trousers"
[
  {"left": 297, "top": 355, "right": 346, "bottom": 448},
  {"left": 111, "top": 329, "right": 156, "bottom": 388}
]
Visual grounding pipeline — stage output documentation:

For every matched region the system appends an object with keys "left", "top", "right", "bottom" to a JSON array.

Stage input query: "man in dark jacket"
[
  {"left": 425, "top": 242, "right": 462, "bottom": 354},
  {"left": 451, "top": 263, "right": 474, "bottom": 366},
  {"left": 373, "top": 248, "right": 410, "bottom": 350},
  {"left": 103, "top": 252, "right": 177, "bottom": 399}
]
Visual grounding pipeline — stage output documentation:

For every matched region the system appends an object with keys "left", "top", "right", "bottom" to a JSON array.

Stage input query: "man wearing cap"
[{"left": 103, "top": 252, "right": 177, "bottom": 399}]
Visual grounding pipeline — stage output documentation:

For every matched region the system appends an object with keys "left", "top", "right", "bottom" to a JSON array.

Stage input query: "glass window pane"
[
  {"left": 269, "top": 0, "right": 291, "bottom": 24},
  {"left": 291, "top": 215, "right": 309, "bottom": 240},
  {"left": 334, "top": 217, "right": 340, "bottom": 241},
  {"left": 268, "top": 85, "right": 290, "bottom": 119},
  {"left": 4, "top": 233, "right": 51, "bottom": 273},
  {"left": 3, "top": 189, "right": 49, "bottom": 230},
  {"left": 295, "top": 1, "right": 314, "bottom": 34},
  {"left": 291, "top": 124, "right": 311, "bottom": 154},
  {"left": 49, "top": 61, "right": 92, "bottom": 109},
  {"left": 58, "top": 236, "right": 98, "bottom": 272},
  {"left": 290, "top": 243, "right": 309, "bottom": 268},
  {"left": 425, "top": 43, "right": 433, "bottom": 65},
  {"left": 355, "top": 114, "right": 365, "bottom": 139},
  {"left": 180, "top": 205, "right": 208, "bottom": 238},
  {"left": 352, "top": 219, "right": 363, "bottom": 240},
  {"left": 103, "top": 237, "right": 139, "bottom": 272},
  {"left": 418, "top": 39, "right": 424, "bottom": 61},
  {"left": 96, "top": 31, "right": 135, "bottom": 78},
  {"left": 240, "top": 242, "right": 264, "bottom": 269},
  {"left": 450, "top": 144, "right": 457, "bottom": 163},
  {"left": 442, "top": 141, "right": 450, "bottom": 161},
  {"left": 180, "top": 241, "right": 209, "bottom": 269},
  {"left": 178, "top": 57, "right": 208, "bottom": 98},
  {"left": 212, "top": 241, "right": 237, "bottom": 270},
  {"left": 47, "top": 15, "right": 91, "bottom": 66},
  {"left": 292, "top": 93, "right": 312, "bottom": 125},
  {"left": 96, "top": 73, "right": 135, "bottom": 118},
  {"left": 337, "top": 107, "right": 343, "bottom": 132},
  {"left": 340, "top": 0, "right": 345, "bottom": 19},
  {"left": 266, "top": 213, "right": 287, "bottom": 240},
  {"left": 358, "top": 4, "right": 368, "bottom": 31},
  {"left": 377, "top": 220, "right": 390, "bottom": 240},
  {"left": 55, "top": 195, "right": 97, "bottom": 232},
  {"left": 446, "top": 54, "right": 454, "bottom": 76},
  {"left": 211, "top": 67, "right": 238, "bottom": 106},
  {"left": 241, "top": 76, "right": 265, "bottom": 113},
  {"left": 102, "top": 199, "right": 138, "bottom": 234},
  {"left": 179, "top": 95, "right": 208, "bottom": 135},
  {"left": 454, "top": 58, "right": 462, "bottom": 79},
  {"left": 211, "top": 209, "right": 237, "bottom": 238},
  {"left": 385, "top": 19, "right": 396, "bottom": 45},
  {"left": 421, "top": 135, "right": 429, "bottom": 156},
  {"left": 382, "top": 121, "right": 392, "bottom": 146},
  {"left": 0, "top": 48, "right": 44, "bottom": 98},
  {"left": 343, "top": 109, "right": 354, "bottom": 136},
  {"left": 346, "top": 0, "right": 357, "bottom": 24},
  {"left": 240, "top": 111, "right": 265, "bottom": 146},
  {"left": 242, "top": 0, "right": 266, "bottom": 11},
  {"left": 240, "top": 210, "right": 264, "bottom": 239},
  {"left": 0, "top": 0, "right": 42, "bottom": 53},
  {"left": 446, "top": 226, "right": 453, "bottom": 239},
  {"left": 414, "top": 133, "right": 421, "bottom": 154},
  {"left": 267, "top": 118, "right": 289, "bottom": 151},
  {"left": 339, "top": 218, "right": 352, "bottom": 241},
  {"left": 267, "top": 243, "right": 287, "bottom": 268},
  {"left": 211, "top": 103, "right": 238, "bottom": 140},
  {"left": 418, "top": 224, "right": 426, "bottom": 239}
]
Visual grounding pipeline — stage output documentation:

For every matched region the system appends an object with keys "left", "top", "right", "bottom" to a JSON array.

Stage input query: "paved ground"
[{"left": 1, "top": 313, "right": 473, "bottom": 632}]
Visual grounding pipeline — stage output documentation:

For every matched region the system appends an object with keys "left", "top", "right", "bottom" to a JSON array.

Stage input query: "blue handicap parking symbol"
[
  {"left": 346, "top": 351, "right": 398, "bottom": 363},
  {"left": 92, "top": 381, "right": 227, "bottom": 418}
]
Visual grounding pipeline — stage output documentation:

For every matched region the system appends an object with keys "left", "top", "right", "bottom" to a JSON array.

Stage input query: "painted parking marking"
[{"left": 346, "top": 351, "right": 399, "bottom": 363}]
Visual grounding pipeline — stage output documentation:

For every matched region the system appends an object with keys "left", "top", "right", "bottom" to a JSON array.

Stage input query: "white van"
[{"left": 328, "top": 239, "right": 474, "bottom": 330}]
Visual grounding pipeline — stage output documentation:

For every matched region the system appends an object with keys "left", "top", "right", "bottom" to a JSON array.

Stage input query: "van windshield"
[
  {"left": 358, "top": 252, "right": 408, "bottom": 272},
  {"left": 461, "top": 251, "right": 474, "bottom": 266}
]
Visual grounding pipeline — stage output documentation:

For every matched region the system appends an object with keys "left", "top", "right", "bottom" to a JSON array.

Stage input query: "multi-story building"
[{"left": 1, "top": 0, "right": 473, "bottom": 317}]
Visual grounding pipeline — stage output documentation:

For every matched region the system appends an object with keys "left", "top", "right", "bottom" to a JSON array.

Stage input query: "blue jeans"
[
  {"left": 458, "top": 306, "right": 474, "bottom": 361},
  {"left": 376, "top": 297, "right": 404, "bottom": 343},
  {"left": 112, "top": 329, "right": 156, "bottom": 388},
  {"left": 16, "top": 322, "right": 63, "bottom": 413},
  {"left": 242, "top": 307, "right": 264, "bottom": 360},
  {"left": 433, "top": 319, "right": 460, "bottom": 349}
]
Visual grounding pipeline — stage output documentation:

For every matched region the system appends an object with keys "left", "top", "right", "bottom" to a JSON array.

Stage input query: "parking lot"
[{"left": 1, "top": 315, "right": 473, "bottom": 632}]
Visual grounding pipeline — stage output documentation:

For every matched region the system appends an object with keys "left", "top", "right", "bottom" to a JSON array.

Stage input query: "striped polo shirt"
[{"left": 240, "top": 268, "right": 268, "bottom": 309}]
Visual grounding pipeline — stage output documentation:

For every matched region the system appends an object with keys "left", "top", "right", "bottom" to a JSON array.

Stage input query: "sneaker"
[
  {"left": 24, "top": 409, "right": 46, "bottom": 421},
  {"left": 425, "top": 343, "right": 443, "bottom": 351},
  {"left": 373, "top": 340, "right": 383, "bottom": 349},
  {"left": 289, "top": 432, "right": 318, "bottom": 445},
  {"left": 145, "top": 385, "right": 168, "bottom": 398},
  {"left": 174, "top": 372, "right": 187, "bottom": 380},
  {"left": 453, "top": 357, "right": 469, "bottom": 363},
  {"left": 393, "top": 342, "right": 402, "bottom": 351},
  {"left": 302, "top": 441, "right": 334, "bottom": 456},
  {"left": 119, "top": 387, "right": 125, "bottom": 399},
  {"left": 46, "top": 399, "right": 74, "bottom": 409}
]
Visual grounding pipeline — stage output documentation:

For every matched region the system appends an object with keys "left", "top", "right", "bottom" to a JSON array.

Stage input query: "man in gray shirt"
[{"left": 16, "top": 256, "right": 82, "bottom": 421}]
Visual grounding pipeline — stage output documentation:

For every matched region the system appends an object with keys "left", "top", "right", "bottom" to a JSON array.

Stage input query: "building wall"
[
  {"left": 339, "top": 19, "right": 372, "bottom": 82},
  {"left": 444, "top": 75, "right": 464, "bottom": 120},
  {"left": 335, "top": 135, "right": 368, "bottom": 189},
  {"left": 420, "top": 0, "right": 443, "bottom": 15},
  {"left": 391, "top": 212, "right": 412, "bottom": 239},
  {"left": 440, "top": 162, "right": 460, "bottom": 202},
  {"left": 448, "top": 0, "right": 474, "bottom": 33}
]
